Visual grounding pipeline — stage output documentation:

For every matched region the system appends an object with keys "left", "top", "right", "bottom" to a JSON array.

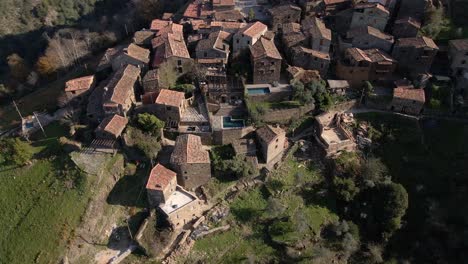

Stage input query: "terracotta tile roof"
[
  {"left": 133, "top": 30, "right": 155, "bottom": 45},
  {"left": 250, "top": 36, "right": 282, "bottom": 60},
  {"left": 346, "top": 48, "right": 394, "bottom": 63},
  {"left": 197, "top": 30, "right": 231, "bottom": 53},
  {"left": 125, "top": 43, "right": 150, "bottom": 63},
  {"left": 150, "top": 19, "right": 171, "bottom": 32},
  {"left": 324, "top": 0, "right": 350, "bottom": 5},
  {"left": 282, "top": 22, "right": 301, "bottom": 35},
  {"left": 95, "top": 114, "right": 128, "bottom": 137},
  {"left": 190, "top": 19, "right": 206, "bottom": 31},
  {"left": 256, "top": 125, "right": 285, "bottom": 144},
  {"left": 393, "top": 87, "right": 425, "bottom": 103},
  {"left": 183, "top": 0, "right": 214, "bottom": 19},
  {"left": 396, "top": 36, "right": 439, "bottom": 50},
  {"left": 152, "top": 27, "right": 191, "bottom": 65},
  {"left": 347, "top": 26, "right": 394, "bottom": 42},
  {"left": 104, "top": 64, "right": 140, "bottom": 106},
  {"left": 294, "top": 46, "right": 330, "bottom": 60},
  {"left": 214, "top": 10, "right": 244, "bottom": 21},
  {"left": 97, "top": 45, "right": 125, "bottom": 70},
  {"left": 282, "top": 32, "right": 306, "bottom": 48},
  {"left": 354, "top": 2, "right": 389, "bottom": 15},
  {"left": 269, "top": 4, "right": 301, "bottom": 16},
  {"left": 210, "top": 21, "right": 247, "bottom": 32},
  {"left": 146, "top": 163, "right": 177, "bottom": 191},
  {"left": 450, "top": 39, "right": 468, "bottom": 51},
  {"left": 142, "top": 91, "right": 159, "bottom": 105},
  {"left": 170, "top": 134, "right": 210, "bottom": 164},
  {"left": 213, "top": 0, "right": 235, "bottom": 7},
  {"left": 155, "top": 89, "right": 185, "bottom": 107},
  {"left": 65, "top": 75, "right": 95, "bottom": 92},
  {"left": 237, "top": 22, "right": 267, "bottom": 38}
]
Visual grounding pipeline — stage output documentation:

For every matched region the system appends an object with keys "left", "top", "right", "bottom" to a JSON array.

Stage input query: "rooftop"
[
  {"left": 302, "top": 17, "right": 331, "bottom": 41},
  {"left": 159, "top": 187, "right": 197, "bottom": 215},
  {"left": 65, "top": 75, "right": 95, "bottom": 92},
  {"left": 104, "top": 64, "right": 141, "bottom": 106},
  {"left": 394, "top": 87, "right": 425, "bottom": 103},
  {"left": 347, "top": 26, "right": 394, "bottom": 41},
  {"left": 95, "top": 114, "right": 128, "bottom": 137},
  {"left": 237, "top": 22, "right": 267, "bottom": 38},
  {"left": 354, "top": 2, "right": 389, "bottom": 15},
  {"left": 155, "top": 89, "right": 186, "bottom": 107},
  {"left": 328, "top": 80, "right": 350, "bottom": 89},
  {"left": 449, "top": 39, "right": 468, "bottom": 51},
  {"left": 396, "top": 36, "right": 438, "bottom": 50},
  {"left": 268, "top": 4, "right": 301, "bottom": 16},
  {"left": 257, "top": 125, "right": 285, "bottom": 144},
  {"left": 250, "top": 36, "right": 282, "bottom": 60},
  {"left": 146, "top": 163, "right": 176, "bottom": 191},
  {"left": 124, "top": 43, "right": 150, "bottom": 63},
  {"left": 170, "top": 134, "right": 210, "bottom": 164},
  {"left": 294, "top": 46, "right": 330, "bottom": 60}
]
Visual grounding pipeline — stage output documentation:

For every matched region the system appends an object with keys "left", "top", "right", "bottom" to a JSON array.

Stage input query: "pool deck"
[{"left": 245, "top": 83, "right": 292, "bottom": 95}]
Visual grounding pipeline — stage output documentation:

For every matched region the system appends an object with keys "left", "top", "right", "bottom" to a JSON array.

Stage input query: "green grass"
[
  {"left": 0, "top": 121, "right": 94, "bottom": 264},
  {"left": 230, "top": 188, "right": 268, "bottom": 223}
]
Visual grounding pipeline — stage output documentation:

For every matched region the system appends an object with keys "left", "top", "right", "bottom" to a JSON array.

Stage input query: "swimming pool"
[
  {"left": 223, "top": 116, "right": 245, "bottom": 128},
  {"left": 247, "top": 87, "right": 270, "bottom": 95}
]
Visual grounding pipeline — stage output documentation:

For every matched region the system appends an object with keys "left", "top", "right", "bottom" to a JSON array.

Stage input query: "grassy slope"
[{"left": 0, "top": 123, "right": 94, "bottom": 264}]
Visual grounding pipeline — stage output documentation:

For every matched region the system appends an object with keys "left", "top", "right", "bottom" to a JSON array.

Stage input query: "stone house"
[
  {"left": 342, "top": 26, "right": 394, "bottom": 53},
  {"left": 170, "top": 134, "right": 211, "bottom": 190},
  {"left": 350, "top": 2, "right": 390, "bottom": 31},
  {"left": 102, "top": 64, "right": 141, "bottom": 117},
  {"left": 268, "top": 4, "right": 302, "bottom": 32},
  {"left": 290, "top": 46, "right": 330, "bottom": 77},
  {"left": 392, "top": 36, "right": 438, "bottom": 76},
  {"left": 95, "top": 114, "right": 128, "bottom": 140},
  {"left": 281, "top": 23, "right": 307, "bottom": 49},
  {"left": 250, "top": 36, "right": 283, "bottom": 84},
  {"left": 392, "top": 17, "right": 421, "bottom": 38},
  {"left": 319, "top": 0, "right": 352, "bottom": 15},
  {"left": 112, "top": 43, "right": 150, "bottom": 72},
  {"left": 142, "top": 69, "right": 160, "bottom": 93},
  {"left": 297, "top": 0, "right": 322, "bottom": 16},
  {"left": 256, "top": 125, "right": 287, "bottom": 165},
  {"left": 336, "top": 48, "right": 397, "bottom": 88},
  {"left": 152, "top": 23, "right": 193, "bottom": 76},
  {"left": 389, "top": 80, "right": 426, "bottom": 115},
  {"left": 212, "top": 0, "right": 235, "bottom": 11},
  {"left": 195, "top": 31, "right": 231, "bottom": 64},
  {"left": 133, "top": 30, "right": 155, "bottom": 48},
  {"left": 315, "top": 111, "right": 356, "bottom": 156},
  {"left": 146, "top": 163, "right": 178, "bottom": 207},
  {"left": 154, "top": 89, "right": 187, "bottom": 122},
  {"left": 183, "top": 0, "right": 214, "bottom": 20},
  {"left": 64, "top": 75, "right": 96, "bottom": 101},
  {"left": 302, "top": 17, "right": 332, "bottom": 53},
  {"left": 150, "top": 19, "right": 172, "bottom": 33},
  {"left": 448, "top": 39, "right": 468, "bottom": 77},
  {"left": 233, "top": 22, "right": 268, "bottom": 53},
  {"left": 146, "top": 163, "right": 204, "bottom": 229},
  {"left": 213, "top": 9, "right": 244, "bottom": 22}
]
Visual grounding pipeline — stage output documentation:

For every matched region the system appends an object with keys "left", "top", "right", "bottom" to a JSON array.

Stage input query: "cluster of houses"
[{"left": 60, "top": 0, "right": 468, "bottom": 228}]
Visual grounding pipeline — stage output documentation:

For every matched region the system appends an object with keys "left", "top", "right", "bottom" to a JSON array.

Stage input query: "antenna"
[{"left": 33, "top": 111, "right": 47, "bottom": 138}]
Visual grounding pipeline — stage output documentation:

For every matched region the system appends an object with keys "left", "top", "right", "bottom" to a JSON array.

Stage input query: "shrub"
[
  {"left": 0, "top": 138, "right": 34, "bottom": 166},
  {"left": 136, "top": 113, "right": 164, "bottom": 137}
]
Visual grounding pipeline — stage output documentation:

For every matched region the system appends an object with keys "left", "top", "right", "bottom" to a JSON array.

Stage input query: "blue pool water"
[
  {"left": 223, "top": 116, "right": 245, "bottom": 128},
  {"left": 247, "top": 87, "right": 270, "bottom": 95}
]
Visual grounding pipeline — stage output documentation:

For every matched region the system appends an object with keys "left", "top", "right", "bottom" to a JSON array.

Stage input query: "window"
[
  {"left": 462, "top": 60, "right": 466, "bottom": 65},
  {"left": 178, "top": 67, "right": 183, "bottom": 73},
  {"left": 177, "top": 60, "right": 182, "bottom": 66},
  {"left": 166, "top": 106, "right": 172, "bottom": 111},
  {"left": 275, "top": 145, "right": 278, "bottom": 149},
  {"left": 236, "top": 39, "right": 239, "bottom": 44},
  {"left": 247, "top": 40, "right": 250, "bottom": 45},
  {"left": 270, "top": 69, "right": 274, "bottom": 73},
  {"left": 184, "top": 171, "right": 187, "bottom": 174},
  {"left": 271, "top": 61, "right": 275, "bottom": 65},
  {"left": 276, "top": 138, "right": 279, "bottom": 142},
  {"left": 204, "top": 52, "right": 207, "bottom": 57}
]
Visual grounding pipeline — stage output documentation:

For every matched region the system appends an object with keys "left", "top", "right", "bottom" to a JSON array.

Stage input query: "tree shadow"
[{"left": 106, "top": 170, "right": 148, "bottom": 208}]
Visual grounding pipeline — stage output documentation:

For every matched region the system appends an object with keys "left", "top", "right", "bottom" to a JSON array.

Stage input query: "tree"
[
  {"left": 421, "top": 5, "right": 446, "bottom": 39},
  {"left": 125, "top": 127, "right": 161, "bottom": 161},
  {"left": 333, "top": 176, "right": 360, "bottom": 202},
  {"left": 36, "top": 55, "right": 57, "bottom": 76},
  {"left": 172, "top": 84, "right": 195, "bottom": 97},
  {"left": 248, "top": 8, "right": 255, "bottom": 21},
  {"left": 136, "top": 0, "right": 163, "bottom": 23},
  {"left": 7, "top": 53, "right": 29, "bottom": 82},
  {"left": 0, "top": 138, "right": 34, "bottom": 166},
  {"left": 136, "top": 113, "right": 164, "bottom": 137},
  {"left": 372, "top": 183, "right": 409, "bottom": 237},
  {"left": 362, "top": 157, "right": 390, "bottom": 187},
  {"left": 158, "top": 61, "right": 178, "bottom": 88}
]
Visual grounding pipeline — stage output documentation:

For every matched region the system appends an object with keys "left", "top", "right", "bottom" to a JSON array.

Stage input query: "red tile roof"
[
  {"left": 238, "top": 22, "right": 267, "bottom": 38},
  {"left": 257, "top": 125, "right": 285, "bottom": 144},
  {"left": 250, "top": 36, "right": 282, "bottom": 60},
  {"left": 95, "top": 114, "right": 128, "bottom": 137},
  {"left": 65, "top": 75, "right": 95, "bottom": 92},
  {"left": 155, "top": 89, "right": 186, "bottom": 107},
  {"left": 396, "top": 36, "right": 439, "bottom": 49},
  {"left": 170, "top": 134, "right": 210, "bottom": 164},
  {"left": 213, "top": 0, "right": 235, "bottom": 7},
  {"left": 146, "top": 163, "right": 177, "bottom": 191},
  {"left": 394, "top": 87, "right": 425, "bottom": 103},
  {"left": 104, "top": 64, "right": 141, "bottom": 106},
  {"left": 150, "top": 19, "right": 171, "bottom": 32}
]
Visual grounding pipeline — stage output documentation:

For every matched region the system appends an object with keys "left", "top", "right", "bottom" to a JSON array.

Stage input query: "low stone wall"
[
  {"left": 262, "top": 104, "right": 315, "bottom": 124},
  {"left": 330, "top": 99, "right": 359, "bottom": 112}
]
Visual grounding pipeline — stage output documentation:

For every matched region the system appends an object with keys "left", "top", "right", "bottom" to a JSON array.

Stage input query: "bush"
[
  {"left": 0, "top": 138, "right": 34, "bottom": 166},
  {"left": 125, "top": 127, "right": 161, "bottom": 161},
  {"left": 136, "top": 113, "right": 164, "bottom": 137}
]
